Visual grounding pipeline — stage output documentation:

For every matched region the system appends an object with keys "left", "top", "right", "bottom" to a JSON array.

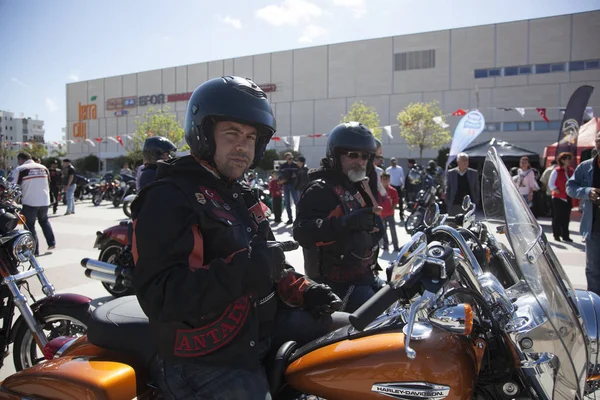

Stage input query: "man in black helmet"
[
  {"left": 293, "top": 122, "right": 384, "bottom": 313},
  {"left": 131, "top": 76, "right": 343, "bottom": 399},
  {"left": 136, "top": 136, "right": 177, "bottom": 190}
]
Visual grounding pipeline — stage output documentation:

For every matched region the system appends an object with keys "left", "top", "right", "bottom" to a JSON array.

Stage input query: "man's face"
[
  {"left": 160, "top": 152, "right": 171, "bottom": 161},
  {"left": 457, "top": 157, "right": 469, "bottom": 172},
  {"left": 51, "top": 163, "right": 57, "bottom": 169},
  {"left": 391, "top": 159, "right": 397, "bottom": 167},
  {"left": 298, "top": 161, "right": 304, "bottom": 168},
  {"left": 595, "top": 132, "right": 600, "bottom": 152},
  {"left": 286, "top": 156, "right": 293, "bottom": 164},
  {"left": 340, "top": 151, "right": 369, "bottom": 182},
  {"left": 212, "top": 121, "right": 256, "bottom": 180},
  {"left": 374, "top": 147, "right": 383, "bottom": 167}
]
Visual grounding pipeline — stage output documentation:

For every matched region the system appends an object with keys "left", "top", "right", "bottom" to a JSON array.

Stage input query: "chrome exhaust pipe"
[
  {"left": 84, "top": 269, "right": 130, "bottom": 287},
  {"left": 81, "top": 258, "right": 123, "bottom": 276}
]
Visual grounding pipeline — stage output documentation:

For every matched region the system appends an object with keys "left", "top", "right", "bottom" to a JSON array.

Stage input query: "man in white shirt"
[
  {"left": 13, "top": 152, "right": 56, "bottom": 255},
  {"left": 386, "top": 157, "right": 405, "bottom": 221}
]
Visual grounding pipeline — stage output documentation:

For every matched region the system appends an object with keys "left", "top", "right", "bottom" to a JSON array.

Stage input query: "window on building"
[
  {"left": 535, "top": 64, "right": 551, "bottom": 74},
  {"left": 503, "top": 122, "right": 518, "bottom": 131},
  {"left": 586, "top": 60, "right": 599, "bottom": 70},
  {"left": 519, "top": 66, "right": 532, "bottom": 74},
  {"left": 551, "top": 63, "right": 565, "bottom": 72},
  {"left": 23, "top": 136, "right": 28, "bottom": 141},
  {"left": 394, "top": 49, "right": 436, "bottom": 71},
  {"left": 474, "top": 69, "right": 488, "bottom": 78},
  {"left": 504, "top": 66, "right": 519, "bottom": 76},
  {"left": 489, "top": 68, "right": 501, "bottom": 77},
  {"left": 22, "top": 129, "right": 28, "bottom": 134},
  {"left": 534, "top": 121, "right": 561, "bottom": 131},
  {"left": 485, "top": 123, "right": 501, "bottom": 132},
  {"left": 517, "top": 122, "right": 531, "bottom": 131},
  {"left": 569, "top": 61, "right": 585, "bottom": 71}
]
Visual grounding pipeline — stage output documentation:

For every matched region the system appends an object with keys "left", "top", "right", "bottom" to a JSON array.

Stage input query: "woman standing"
[
  {"left": 549, "top": 152, "right": 574, "bottom": 242},
  {"left": 514, "top": 156, "right": 540, "bottom": 209}
]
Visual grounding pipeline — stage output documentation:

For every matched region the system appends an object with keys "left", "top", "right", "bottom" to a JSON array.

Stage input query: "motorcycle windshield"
[{"left": 481, "top": 147, "right": 588, "bottom": 400}]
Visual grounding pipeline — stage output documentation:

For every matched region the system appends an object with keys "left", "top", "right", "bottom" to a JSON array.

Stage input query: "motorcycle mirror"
[
  {"left": 423, "top": 203, "right": 439, "bottom": 228},
  {"left": 461, "top": 195, "right": 472, "bottom": 211}
]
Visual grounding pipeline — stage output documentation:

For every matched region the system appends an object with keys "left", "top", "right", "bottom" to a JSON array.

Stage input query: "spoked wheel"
[
  {"left": 13, "top": 308, "right": 89, "bottom": 371},
  {"left": 99, "top": 243, "right": 134, "bottom": 297}
]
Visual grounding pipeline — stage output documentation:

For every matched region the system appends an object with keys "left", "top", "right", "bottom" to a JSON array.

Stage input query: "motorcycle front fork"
[{"left": 3, "top": 256, "right": 56, "bottom": 350}]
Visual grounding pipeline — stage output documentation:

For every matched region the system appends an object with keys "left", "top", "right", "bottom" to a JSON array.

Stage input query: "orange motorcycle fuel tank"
[{"left": 286, "top": 316, "right": 480, "bottom": 400}]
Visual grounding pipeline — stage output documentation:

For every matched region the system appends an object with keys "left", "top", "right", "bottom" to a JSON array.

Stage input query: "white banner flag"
[
  {"left": 515, "top": 108, "right": 525, "bottom": 117},
  {"left": 292, "top": 136, "right": 301, "bottom": 152},
  {"left": 446, "top": 110, "right": 486, "bottom": 168},
  {"left": 383, "top": 125, "right": 393, "bottom": 139},
  {"left": 106, "top": 136, "right": 120, "bottom": 144},
  {"left": 85, "top": 138, "right": 96, "bottom": 147},
  {"left": 432, "top": 116, "right": 449, "bottom": 129}
]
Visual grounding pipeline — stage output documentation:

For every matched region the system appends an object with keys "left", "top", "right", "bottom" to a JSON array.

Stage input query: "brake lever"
[{"left": 403, "top": 290, "right": 436, "bottom": 360}]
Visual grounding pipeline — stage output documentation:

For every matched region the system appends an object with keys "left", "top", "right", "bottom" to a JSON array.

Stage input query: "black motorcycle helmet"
[
  {"left": 325, "top": 122, "right": 377, "bottom": 169},
  {"left": 184, "top": 76, "right": 276, "bottom": 169},
  {"left": 143, "top": 136, "right": 177, "bottom": 164}
]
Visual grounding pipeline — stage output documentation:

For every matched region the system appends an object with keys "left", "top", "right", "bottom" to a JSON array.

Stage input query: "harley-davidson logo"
[{"left": 371, "top": 382, "right": 450, "bottom": 400}]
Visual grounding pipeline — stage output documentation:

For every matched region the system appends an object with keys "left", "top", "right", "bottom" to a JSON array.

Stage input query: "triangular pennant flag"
[
  {"left": 67, "top": 139, "right": 75, "bottom": 144},
  {"left": 292, "top": 136, "right": 301, "bottom": 152},
  {"left": 383, "top": 125, "right": 393, "bottom": 139},
  {"left": 106, "top": 137, "right": 120, "bottom": 144},
  {"left": 283, "top": 138, "right": 290, "bottom": 147},
  {"left": 116, "top": 135, "right": 124, "bottom": 146},
  {"left": 451, "top": 109, "right": 467, "bottom": 116},
  {"left": 126, "top": 134, "right": 133, "bottom": 140},
  {"left": 432, "top": 117, "right": 449, "bottom": 129},
  {"left": 271, "top": 137, "right": 281, "bottom": 141},
  {"left": 85, "top": 138, "right": 96, "bottom": 147},
  {"left": 94, "top": 137, "right": 103, "bottom": 143},
  {"left": 536, "top": 108, "right": 549, "bottom": 123},
  {"left": 515, "top": 108, "right": 525, "bottom": 117}
]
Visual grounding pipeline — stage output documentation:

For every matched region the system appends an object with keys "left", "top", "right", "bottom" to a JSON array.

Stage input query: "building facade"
[
  {"left": 0, "top": 110, "right": 45, "bottom": 168},
  {"left": 66, "top": 10, "right": 600, "bottom": 169}
]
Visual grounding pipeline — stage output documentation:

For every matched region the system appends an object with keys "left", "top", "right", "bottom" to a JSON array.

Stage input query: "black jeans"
[
  {"left": 272, "top": 196, "right": 282, "bottom": 222},
  {"left": 551, "top": 198, "right": 572, "bottom": 240},
  {"left": 50, "top": 185, "right": 60, "bottom": 213},
  {"left": 391, "top": 185, "right": 404, "bottom": 219},
  {"left": 22, "top": 205, "right": 56, "bottom": 254},
  {"left": 156, "top": 308, "right": 349, "bottom": 400},
  {"left": 382, "top": 215, "right": 399, "bottom": 250}
]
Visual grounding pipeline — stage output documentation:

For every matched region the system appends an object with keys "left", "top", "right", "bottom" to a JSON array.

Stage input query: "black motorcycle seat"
[
  {"left": 267, "top": 341, "right": 297, "bottom": 395},
  {"left": 87, "top": 295, "right": 155, "bottom": 366}
]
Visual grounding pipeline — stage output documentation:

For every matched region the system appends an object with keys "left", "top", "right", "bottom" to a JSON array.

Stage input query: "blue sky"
[{"left": 1, "top": 0, "right": 599, "bottom": 142}]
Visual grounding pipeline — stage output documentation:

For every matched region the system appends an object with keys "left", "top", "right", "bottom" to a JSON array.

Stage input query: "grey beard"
[{"left": 347, "top": 168, "right": 367, "bottom": 182}]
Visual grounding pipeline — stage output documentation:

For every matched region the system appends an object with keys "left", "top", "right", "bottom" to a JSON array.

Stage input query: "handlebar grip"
[
  {"left": 267, "top": 240, "right": 300, "bottom": 252},
  {"left": 348, "top": 284, "right": 400, "bottom": 331}
]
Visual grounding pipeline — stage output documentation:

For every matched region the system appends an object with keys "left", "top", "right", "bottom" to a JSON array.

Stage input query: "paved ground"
[{"left": 0, "top": 198, "right": 588, "bottom": 380}]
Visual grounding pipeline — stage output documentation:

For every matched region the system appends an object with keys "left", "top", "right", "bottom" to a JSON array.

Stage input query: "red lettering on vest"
[
  {"left": 173, "top": 296, "right": 251, "bottom": 357},
  {"left": 248, "top": 202, "right": 266, "bottom": 229}
]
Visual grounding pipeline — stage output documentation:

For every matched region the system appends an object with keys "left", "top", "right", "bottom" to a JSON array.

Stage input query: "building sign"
[
  {"left": 73, "top": 102, "right": 97, "bottom": 139},
  {"left": 106, "top": 84, "right": 277, "bottom": 110},
  {"left": 114, "top": 110, "right": 129, "bottom": 117}
]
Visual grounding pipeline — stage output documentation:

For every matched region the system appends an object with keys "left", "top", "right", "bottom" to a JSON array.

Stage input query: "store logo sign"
[{"left": 73, "top": 102, "right": 97, "bottom": 139}]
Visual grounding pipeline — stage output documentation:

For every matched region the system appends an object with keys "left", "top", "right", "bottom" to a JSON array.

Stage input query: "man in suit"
[{"left": 445, "top": 152, "right": 480, "bottom": 215}]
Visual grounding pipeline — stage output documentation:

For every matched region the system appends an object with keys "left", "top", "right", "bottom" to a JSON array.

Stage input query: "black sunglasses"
[{"left": 343, "top": 151, "right": 370, "bottom": 160}]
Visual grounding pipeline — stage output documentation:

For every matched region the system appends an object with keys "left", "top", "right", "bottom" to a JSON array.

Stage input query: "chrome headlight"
[
  {"left": 12, "top": 232, "right": 35, "bottom": 262},
  {"left": 120, "top": 181, "right": 127, "bottom": 189},
  {"left": 575, "top": 289, "right": 600, "bottom": 393}
]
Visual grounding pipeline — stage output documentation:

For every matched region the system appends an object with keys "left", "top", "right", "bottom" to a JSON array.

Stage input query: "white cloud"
[
  {"left": 256, "top": 0, "right": 322, "bottom": 26},
  {"left": 298, "top": 25, "right": 328, "bottom": 43},
  {"left": 11, "top": 77, "right": 29, "bottom": 88},
  {"left": 45, "top": 98, "right": 58, "bottom": 112},
  {"left": 332, "top": 0, "right": 366, "bottom": 18},
  {"left": 222, "top": 16, "right": 242, "bottom": 29},
  {"left": 68, "top": 72, "right": 79, "bottom": 82}
]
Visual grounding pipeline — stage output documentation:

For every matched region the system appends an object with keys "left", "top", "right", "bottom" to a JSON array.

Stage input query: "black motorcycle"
[
  {"left": 111, "top": 174, "right": 137, "bottom": 208},
  {"left": 0, "top": 177, "right": 91, "bottom": 371},
  {"left": 405, "top": 184, "right": 445, "bottom": 234}
]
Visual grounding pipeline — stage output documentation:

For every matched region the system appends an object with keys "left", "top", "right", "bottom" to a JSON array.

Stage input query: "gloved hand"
[
  {"left": 338, "top": 208, "right": 377, "bottom": 232},
  {"left": 242, "top": 221, "right": 286, "bottom": 293},
  {"left": 303, "top": 283, "right": 342, "bottom": 315}
]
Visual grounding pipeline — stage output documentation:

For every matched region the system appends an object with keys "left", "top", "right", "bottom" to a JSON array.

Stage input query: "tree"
[
  {"left": 0, "top": 145, "right": 16, "bottom": 170},
  {"left": 397, "top": 101, "right": 451, "bottom": 162},
  {"left": 341, "top": 101, "right": 382, "bottom": 139},
  {"left": 26, "top": 143, "right": 48, "bottom": 160},
  {"left": 74, "top": 154, "right": 102, "bottom": 174},
  {"left": 255, "top": 149, "right": 278, "bottom": 172},
  {"left": 128, "top": 106, "right": 186, "bottom": 164},
  {"left": 51, "top": 148, "right": 67, "bottom": 157}
]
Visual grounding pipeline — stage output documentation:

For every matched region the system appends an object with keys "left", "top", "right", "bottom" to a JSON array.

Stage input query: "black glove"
[
  {"left": 303, "top": 283, "right": 342, "bottom": 315},
  {"left": 338, "top": 208, "right": 376, "bottom": 232}
]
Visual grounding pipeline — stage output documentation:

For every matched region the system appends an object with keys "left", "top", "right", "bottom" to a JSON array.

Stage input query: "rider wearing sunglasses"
[{"left": 293, "top": 122, "right": 385, "bottom": 313}]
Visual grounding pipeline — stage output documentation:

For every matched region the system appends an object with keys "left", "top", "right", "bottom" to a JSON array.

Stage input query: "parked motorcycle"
[
  {"left": 0, "top": 177, "right": 91, "bottom": 372},
  {"left": 0, "top": 147, "right": 597, "bottom": 399},
  {"left": 404, "top": 183, "right": 445, "bottom": 234},
  {"left": 111, "top": 174, "right": 137, "bottom": 208},
  {"left": 87, "top": 220, "right": 133, "bottom": 297},
  {"left": 122, "top": 194, "right": 136, "bottom": 218},
  {"left": 91, "top": 173, "right": 118, "bottom": 206}
]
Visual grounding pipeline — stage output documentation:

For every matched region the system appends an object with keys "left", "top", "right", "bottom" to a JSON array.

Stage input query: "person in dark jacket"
[
  {"left": 293, "top": 122, "right": 384, "bottom": 313},
  {"left": 295, "top": 156, "right": 310, "bottom": 193},
  {"left": 131, "top": 76, "right": 343, "bottom": 400},
  {"left": 136, "top": 136, "right": 177, "bottom": 191},
  {"left": 279, "top": 152, "right": 300, "bottom": 224},
  {"left": 48, "top": 161, "right": 62, "bottom": 214}
]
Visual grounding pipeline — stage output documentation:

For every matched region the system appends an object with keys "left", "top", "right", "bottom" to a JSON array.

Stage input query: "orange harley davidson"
[{"left": 0, "top": 149, "right": 599, "bottom": 400}]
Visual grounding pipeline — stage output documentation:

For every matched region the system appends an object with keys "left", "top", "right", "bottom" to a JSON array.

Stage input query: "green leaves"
[
  {"left": 397, "top": 101, "right": 451, "bottom": 161},
  {"left": 127, "top": 106, "right": 185, "bottom": 163},
  {"left": 341, "top": 101, "right": 382, "bottom": 139}
]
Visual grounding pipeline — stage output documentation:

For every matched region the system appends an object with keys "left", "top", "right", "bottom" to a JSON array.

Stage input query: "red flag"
[
  {"left": 452, "top": 109, "right": 467, "bottom": 116},
  {"left": 536, "top": 108, "right": 549, "bottom": 123},
  {"left": 94, "top": 137, "right": 103, "bottom": 143},
  {"left": 116, "top": 135, "right": 124, "bottom": 146},
  {"left": 271, "top": 137, "right": 281, "bottom": 141},
  {"left": 308, "top": 134, "right": 324, "bottom": 138}
]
